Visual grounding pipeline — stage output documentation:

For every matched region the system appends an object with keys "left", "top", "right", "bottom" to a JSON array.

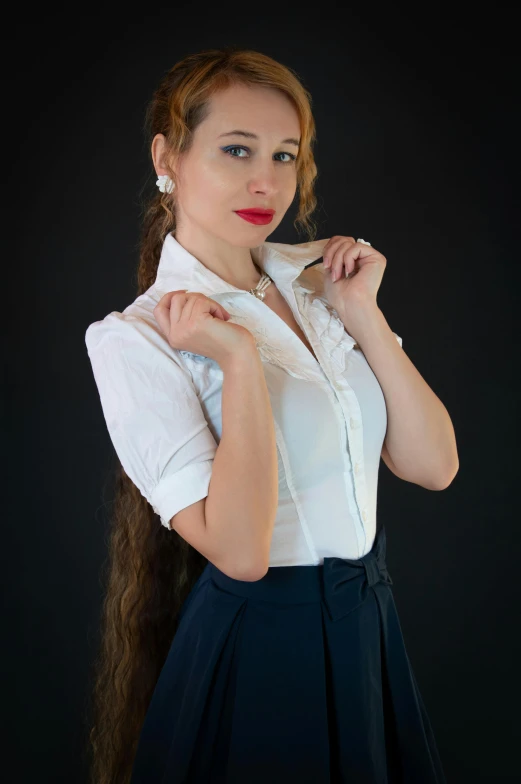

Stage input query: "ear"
[{"left": 151, "top": 133, "right": 170, "bottom": 176}]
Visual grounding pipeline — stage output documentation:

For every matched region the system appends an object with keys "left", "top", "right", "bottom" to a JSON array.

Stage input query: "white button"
[
  {"left": 350, "top": 417, "right": 357, "bottom": 428},
  {"left": 354, "top": 462, "right": 360, "bottom": 475},
  {"left": 362, "top": 510, "right": 367, "bottom": 521}
]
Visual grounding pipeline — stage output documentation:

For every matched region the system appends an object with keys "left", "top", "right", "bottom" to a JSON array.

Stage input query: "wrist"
[
  {"left": 218, "top": 337, "right": 260, "bottom": 372},
  {"left": 336, "top": 298, "right": 381, "bottom": 329},
  {"left": 336, "top": 301, "right": 388, "bottom": 347}
]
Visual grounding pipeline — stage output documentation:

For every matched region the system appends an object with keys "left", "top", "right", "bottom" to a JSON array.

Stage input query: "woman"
[{"left": 84, "top": 46, "right": 455, "bottom": 783}]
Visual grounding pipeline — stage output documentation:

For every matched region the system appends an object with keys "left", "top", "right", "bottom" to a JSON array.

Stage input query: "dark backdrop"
[{"left": 6, "top": 7, "right": 519, "bottom": 783}]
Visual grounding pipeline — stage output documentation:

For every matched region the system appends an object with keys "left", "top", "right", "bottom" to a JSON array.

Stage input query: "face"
[{"left": 153, "top": 83, "right": 300, "bottom": 248}]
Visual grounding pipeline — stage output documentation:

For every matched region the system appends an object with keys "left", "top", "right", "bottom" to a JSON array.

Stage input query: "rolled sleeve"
[
  {"left": 150, "top": 459, "right": 214, "bottom": 528},
  {"left": 85, "top": 311, "right": 218, "bottom": 530}
]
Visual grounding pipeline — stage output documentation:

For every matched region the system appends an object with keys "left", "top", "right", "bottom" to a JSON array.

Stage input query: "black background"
[{"left": 6, "top": 6, "right": 519, "bottom": 782}]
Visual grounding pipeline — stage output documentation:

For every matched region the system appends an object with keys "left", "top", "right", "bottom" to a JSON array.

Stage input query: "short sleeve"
[{"left": 85, "top": 312, "right": 218, "bottom": 529}]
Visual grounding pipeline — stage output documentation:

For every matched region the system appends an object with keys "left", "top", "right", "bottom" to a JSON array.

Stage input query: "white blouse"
[{"left": 85, "top": 232, "right": 402, "bottom": 565}]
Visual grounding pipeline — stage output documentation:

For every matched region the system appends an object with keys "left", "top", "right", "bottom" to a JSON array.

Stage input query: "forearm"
[
  {"left": 205, "top": 340, "right": 278, "bottom": 579},
  {"left": 338, "top": 301, "right": 459, "bottom": 489}
]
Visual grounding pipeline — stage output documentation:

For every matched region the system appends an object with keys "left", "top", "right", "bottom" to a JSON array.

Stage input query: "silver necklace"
[{"left": 249, "top": 267, "right": 272, "bottom": 300}]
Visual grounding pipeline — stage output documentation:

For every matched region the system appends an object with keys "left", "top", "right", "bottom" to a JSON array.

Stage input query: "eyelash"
[{"left": 221, "top": 145, "right": 297, "bottom": 164}]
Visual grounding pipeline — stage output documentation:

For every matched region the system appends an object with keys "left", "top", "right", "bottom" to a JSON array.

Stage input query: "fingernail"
[{"left": 332, "top": 270, "right": 337, "bottom": 281}]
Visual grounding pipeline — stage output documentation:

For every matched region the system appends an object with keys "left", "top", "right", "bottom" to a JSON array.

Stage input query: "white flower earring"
[{"left": 156, "top": 174, "right": 175, "bottom": 194}]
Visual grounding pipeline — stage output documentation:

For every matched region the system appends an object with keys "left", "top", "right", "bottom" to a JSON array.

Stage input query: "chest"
[{"left": 261, "top": 285, "right": 319, "bottom": 364}]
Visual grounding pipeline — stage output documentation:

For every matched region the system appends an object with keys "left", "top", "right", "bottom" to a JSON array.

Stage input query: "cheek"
[
  {"left": 199, "top": 154, "right": 240, "bottom": 198},
  {"left": 182, "top": 160, "right": 234, "bottom": 212},
  {"left": 282, "top": 175, "right": 298, "bottom": 208}
]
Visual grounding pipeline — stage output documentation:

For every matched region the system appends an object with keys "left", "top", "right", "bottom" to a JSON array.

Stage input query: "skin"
[{"left": 151, "top": 83, "right": 300, "bottom": 292}]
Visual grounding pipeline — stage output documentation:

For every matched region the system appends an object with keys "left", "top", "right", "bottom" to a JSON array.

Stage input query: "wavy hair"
[{"left": 83, "top": 46, "right": 319, "bottom": 784}]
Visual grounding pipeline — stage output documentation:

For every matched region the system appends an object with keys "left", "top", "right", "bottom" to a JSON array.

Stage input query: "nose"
[{"left": 247, "top": 165, "right": 289, "bottom": 198}]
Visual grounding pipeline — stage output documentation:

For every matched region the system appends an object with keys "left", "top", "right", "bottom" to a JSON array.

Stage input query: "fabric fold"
[{"left": 296, "top": 289, "right": 358, "bottom": 374}]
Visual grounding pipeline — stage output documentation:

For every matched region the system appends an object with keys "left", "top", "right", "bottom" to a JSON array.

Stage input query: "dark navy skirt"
[{"left": 130, "top": 526, "right": 447, "bottom": 783}]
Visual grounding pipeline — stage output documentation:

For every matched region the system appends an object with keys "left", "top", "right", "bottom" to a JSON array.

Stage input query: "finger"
[
  {"left": 185, "top": 293, "right": 227, "bottom": 323},
  {"left": 181, "top": 292, "right": 204, "bottom": 322},
  {"left": 153, "top": 305, "right": 170, "bottom": 336},
  {"left": 324, "top": 237, "right": 355, "bottom": 269},
  {"left": 331, "top": 246, "right": 349, "bottom": 281},
  {"left": 218, "top": 305, "right": 231, "bottom": 320},
  {"left": 169, "top": 291, "right": 189, "bottom": 324},
  {"left": 323, "top": 239, "right": 345, "bottom": 268},
  {"left": 154, "top": 290, "right": 186, "bottom": 335},
  {"left": 157, "top": 289, "right": 187, "bottom": 307},
  {"left": 343, "top": 247, "right": 359, "bottom": 276},
  {"left": 338, "top": 244, "right": 361, "bottom": 279},
  {"left": 325, "top": 235, "right": 355, "bottom": 253},
  {"left": 207, "top": 299, "right": 230, "bottom": 320},
  {"left": 192, "top": 294, "right": 228, "bottom": 321}
]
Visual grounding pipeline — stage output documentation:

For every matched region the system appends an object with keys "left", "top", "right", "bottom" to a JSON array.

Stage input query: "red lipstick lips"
[{"left": 234, "top": 208, "right": 275, "bottom": 226}]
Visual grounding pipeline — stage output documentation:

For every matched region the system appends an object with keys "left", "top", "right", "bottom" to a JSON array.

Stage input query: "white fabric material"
[{"left": 85, "top": 233, "right": 402, "bottom": 564}]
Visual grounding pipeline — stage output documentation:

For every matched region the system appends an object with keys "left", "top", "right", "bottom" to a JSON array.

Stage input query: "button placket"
[
  {"left": 335, "top": 379, "right": 370, "bottom": 549},
  {"left": 295, "top": 283, "right": 370, "bottom": 551}
]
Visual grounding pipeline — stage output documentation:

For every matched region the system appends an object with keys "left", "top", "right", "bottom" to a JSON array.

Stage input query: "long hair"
[{"left": 83, "top": 46, "right": 319, "bottom": 784}]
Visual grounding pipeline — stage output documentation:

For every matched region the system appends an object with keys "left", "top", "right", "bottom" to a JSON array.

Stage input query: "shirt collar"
[{"left": 153, "top": 232, "right": 329, "bottom": 298}]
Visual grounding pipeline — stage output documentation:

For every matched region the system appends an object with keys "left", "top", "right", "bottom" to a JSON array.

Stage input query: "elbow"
[
  {"left": 221, "top": 551, "right": 270, "bottom": 582},
  {"left": 243, "top": 564, "right": 269, "bottom": 582},
  {"left": 229, "top": 561, "right": 269, "bottom": 582},
  {"left": 429, "top": 459, "right": 460, "bottom": 491},
  {"left": 240, "top": 552, "right": 270, "bottom": 581}
]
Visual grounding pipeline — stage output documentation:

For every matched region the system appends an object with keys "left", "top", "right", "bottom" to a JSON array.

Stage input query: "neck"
[{"left": 172, "top": 228, "right": 265, "bottom": 292}]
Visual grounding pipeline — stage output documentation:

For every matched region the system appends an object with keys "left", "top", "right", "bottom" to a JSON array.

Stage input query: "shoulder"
[
  {"left": 85, "top": 281, "right": 163, "bottom": 347},
  {"left": 84, "top": 288, "right": 189, "bottom": 376}
]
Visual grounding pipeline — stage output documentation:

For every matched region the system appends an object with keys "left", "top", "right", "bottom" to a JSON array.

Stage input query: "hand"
[
  {"left": 322, "top": 236, "right": 387, "bottom": 315},
  {"left": 153, "top": 290, "right": 254, "bottom": 367}
]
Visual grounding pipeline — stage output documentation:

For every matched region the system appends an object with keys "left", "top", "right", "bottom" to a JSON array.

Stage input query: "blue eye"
[{"left": 221, "top": 145, "right": 296, "bottom": 164}]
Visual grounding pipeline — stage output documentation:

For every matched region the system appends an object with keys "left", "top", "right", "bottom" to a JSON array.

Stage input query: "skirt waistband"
[{"left": 206, "top": 525, "right": 393, "bottom": 623}]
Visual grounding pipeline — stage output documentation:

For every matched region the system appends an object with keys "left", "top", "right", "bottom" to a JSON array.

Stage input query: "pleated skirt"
[{"left": 130, "top": 525, "right": 447, "bottom": 783}]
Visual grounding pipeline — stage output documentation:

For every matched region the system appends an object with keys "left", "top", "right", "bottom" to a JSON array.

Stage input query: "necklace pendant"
[{"left": 249, "top": 271, "right": 271, "bottom": 300}]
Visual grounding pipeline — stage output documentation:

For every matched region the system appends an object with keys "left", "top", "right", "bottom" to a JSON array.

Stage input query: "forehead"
[{"left": 201, "top": 84, "right": 300, "bottom": 136}]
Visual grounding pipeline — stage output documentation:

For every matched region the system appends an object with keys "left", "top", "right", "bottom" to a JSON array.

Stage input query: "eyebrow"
[{"left": 217, "top": 130, "right": 300, "bottom": 148}]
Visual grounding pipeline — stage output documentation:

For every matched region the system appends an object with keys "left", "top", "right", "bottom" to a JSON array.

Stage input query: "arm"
[
  {"left": 338, "top": 303, "right": 459, "bottom": 490},
  {"left": 203, "top": 339, "right": 278, "bottom": 580},
  {"left": 87, "top": 313, "right": 277, "bottom": 580}
]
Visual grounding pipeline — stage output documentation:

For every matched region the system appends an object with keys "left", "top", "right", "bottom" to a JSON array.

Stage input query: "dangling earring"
[{"left": 156, "top": 174, "right": 175, "bottom": 194}]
